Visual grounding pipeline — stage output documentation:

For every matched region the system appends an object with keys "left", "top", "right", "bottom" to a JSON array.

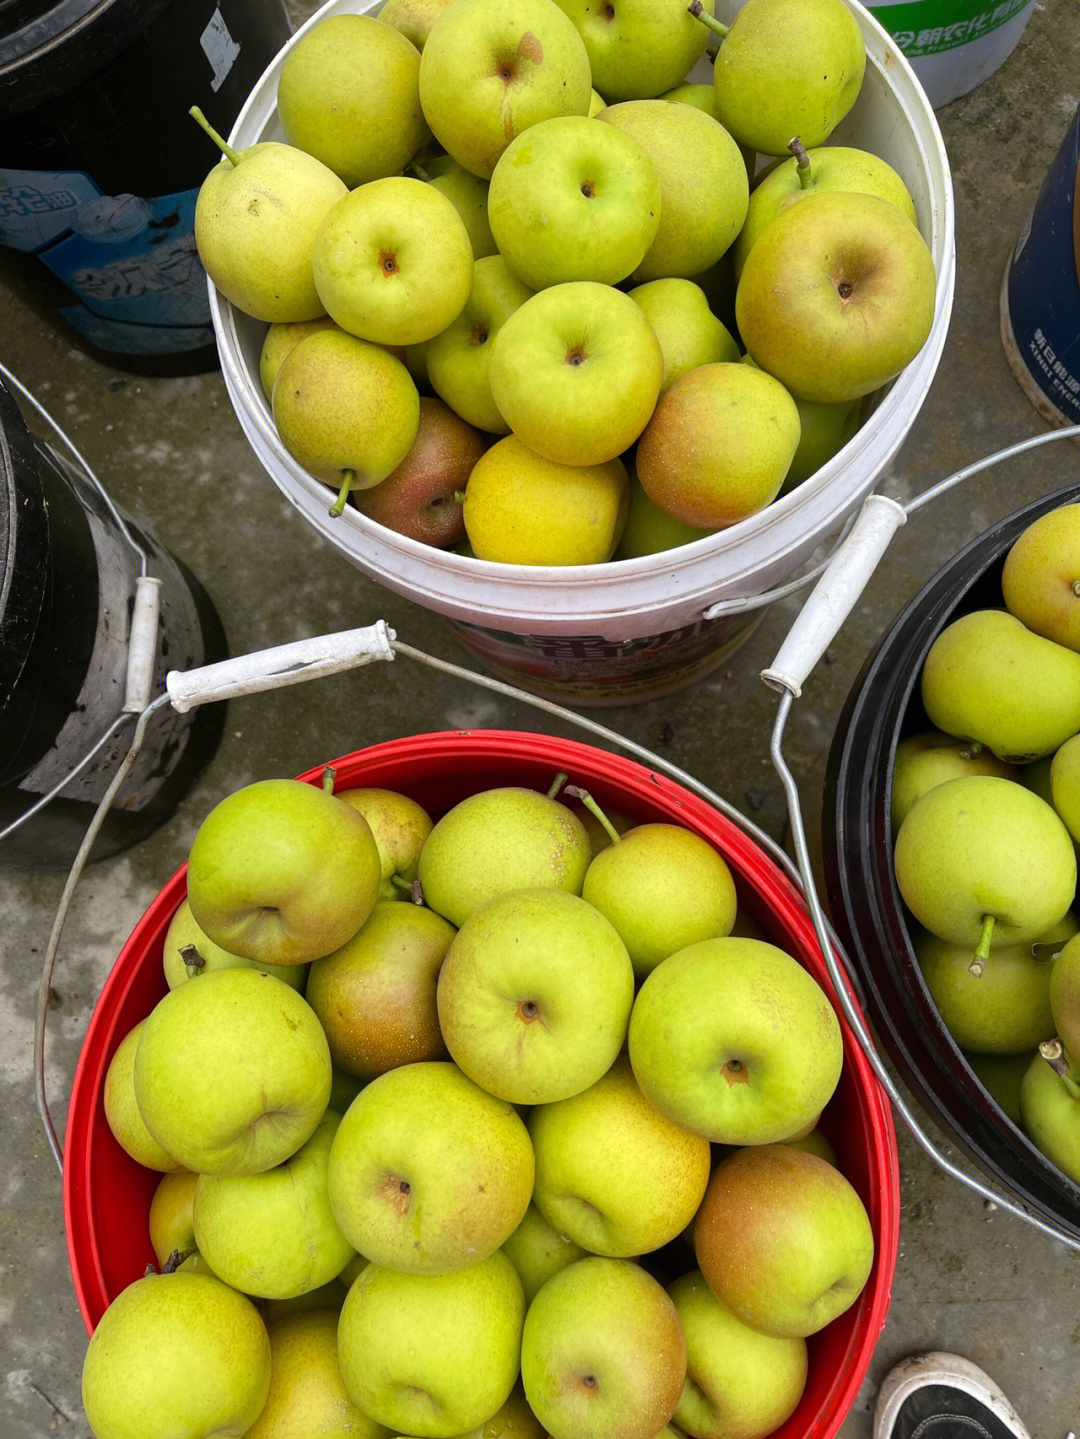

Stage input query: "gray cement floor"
[{"left": 4, "top": 2, "right": 1080, "bottom": 1433}]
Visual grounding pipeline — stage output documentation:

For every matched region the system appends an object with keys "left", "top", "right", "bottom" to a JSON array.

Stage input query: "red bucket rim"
[{"left": 64, "top": 730, "right": 899, "bottom": 1439}]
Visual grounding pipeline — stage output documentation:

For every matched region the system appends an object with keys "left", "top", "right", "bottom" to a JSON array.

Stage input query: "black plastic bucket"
[
  {"left": 0, "top": 0, "right": 292, "bottom": 373},
  {"left": 823, "top": 481, "right": 1080, "bottom": 1242},
  {"left": 0, "top": 377, "right": 227, "bottom": 868}
]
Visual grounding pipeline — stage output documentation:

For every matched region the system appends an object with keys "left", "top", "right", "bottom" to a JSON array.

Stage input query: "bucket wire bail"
[
  {"left": 764, "top": 423, "right": 1080, "bottom": 1254},
  {"left": 27, "top": 424, "right": 1080, "bottom": 1257}
]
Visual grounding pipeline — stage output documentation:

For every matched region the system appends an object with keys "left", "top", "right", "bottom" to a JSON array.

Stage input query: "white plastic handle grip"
[
  {"left": 761, "top": 495, "right": 907, "bottom": 698},
  {"left": 123, "top": 575, "right": 162, "bottom": 713},
  {"left": 166, "top": 621, "right": 397, "bottom": 713}
]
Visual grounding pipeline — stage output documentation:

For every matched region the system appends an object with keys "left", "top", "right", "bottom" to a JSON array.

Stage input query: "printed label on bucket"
[
  {"left": 445, "top": 612, "right": 764, "bottom": 707},
  {"left": 869, "top": 0, "right": 1033, "bottom": 56},
  {"left": 0, "top": 172, "right": 211, "bottom": 355},
  {"left": 1002, "top": 105, "right": 1080, "bottom": 427}
]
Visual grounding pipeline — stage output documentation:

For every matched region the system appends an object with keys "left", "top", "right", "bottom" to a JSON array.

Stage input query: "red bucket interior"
[{"left": 64, "top": 730, "right": 899, "bottom": 1439}]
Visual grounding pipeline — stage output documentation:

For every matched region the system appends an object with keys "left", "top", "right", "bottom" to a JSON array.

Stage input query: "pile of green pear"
[
  {"left": 892, "top": 502, "right": 1080, "bottom": 1188},
  {"left": 83, "top": 764, "right": 876, "bottom": 1439},
  {"left": 193, "top": 0, "right": 937, "bottom": 565}
]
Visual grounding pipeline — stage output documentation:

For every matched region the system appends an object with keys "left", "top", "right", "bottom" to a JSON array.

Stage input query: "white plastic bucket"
[
  {"left": 867, "top": 0, "right": 1038, "bottom": 109},
  {"left": 211, "top": 0, "right": 955, "bottom": 705}
]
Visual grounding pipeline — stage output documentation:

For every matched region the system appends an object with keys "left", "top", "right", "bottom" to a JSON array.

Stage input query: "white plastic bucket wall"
[
  {"left": 867, "top": 0, "right": 1038, "bottom": 109},
  {"left": 212, "top": 0, "right": 955, "bottom": 703}
]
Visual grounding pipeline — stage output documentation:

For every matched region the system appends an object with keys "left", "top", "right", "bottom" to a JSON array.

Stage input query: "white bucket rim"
[{"left": 211, "top": 0, "right": 956, "bottom": 632}]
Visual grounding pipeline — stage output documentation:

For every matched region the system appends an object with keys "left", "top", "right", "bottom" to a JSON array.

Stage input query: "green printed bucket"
[{"left": 869, "top": 0, "right": 1037, "bottom": 106}]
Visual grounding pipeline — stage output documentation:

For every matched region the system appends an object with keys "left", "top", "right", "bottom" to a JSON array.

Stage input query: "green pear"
[
  {"left": 628, "top": 937, "right": 843, "bottom": 1144},
  {"left": 628, "top": 279, "right": 739, "bottom": 395},
  {"left": 81, "top": 1272, "right": 271, "bottom": 1439},
  {"left": 273, "top": 330, "right": 421, "bottom": 516},
  {"left": 437, "top": 887, "right": 635, "bottom": 1103},
  {"left": 149, "top": 1172, "right": 208, "bottom": 1274},
  {"left": 733, "top": 141, "right": 917, "bottom": 279},
  {"left": 668, "top": 1270, "right": 807, "bottom": 1439},
  {"left": 162, "top": 898, "right": 307, "bottom": 992},
  {"left": 553, "top": 0, "right": 714, "bottom": 102},
  {"left": 694, "top": 1146, "right": 874, "bottom": 1338},
  {"left": 921, "top": 610, "right": 1080, "bottom": 762},
  {"left": 893, "top": 777, "right": 1077, "bottom": 968},
  {"left": 419, "top": 0, "right": 592, "bottom": 178},
  {"left": 965, "top": 1050, "right": 1031, "bottom": 1125},
  {"left": 890, "top": 730, "right": 1019, "bottom": 835},
  {"left": 739, "top": 351, "right": 860, "bottom": 494},
  {"left": 489, "top": 280, "right": 664, "bottom": 466},
  {"left": 103, "top": 1020, "right": 185, "bottom": 1173},
  {"left": 337, "top": 787, "right": 433, "bottom": 894},
  {"left": 326, "top": 1062, "right": 533, "bottom": 1273},
  {"left": 190, "top": 108, "right": 346, "bottom": 323},
  {"left": 529, "top": 1056, "right": 711, "bottom": 1257},
  {"left": 187, "top": 777, "right": 382, "bottom": 964},
  {"left": 193, "top": 1112, "right": 355, "bottom": 1300},
  {"left": 636, "top": 362, "right": 800, "bottom": 528},
  {"left": 781, "top": 1127, "right": 837, "bottom": 1165},
  {"left": 521, "top": 1258, "right": 686, "bottom": 1439},
  {"left": 426, "top": 255, "right": 535, "bottom": 433},
  {"left": 378, "top": 0, "right": 456, "bottom": 50},
  {"left": 463, "top": 437, "right": 628, "bottom": 564},
  {"left": 1050, "top": 931, "right": 1080, "bottom": 1059},
  {"left": 615, "top": 471, "right": 714, "bottom": 559},
  {"left": 580, "top": 821, "right": 738, "bottom": 977},
  {"left": 313, "top": 178, "right": 473, "bottom": 347},
  {"left": 1001, "top": 503, "right": 1080, "bottom": 652},
  {"left": 133, "top": 969, "right": 332, "bottom": 1177},
  {"left": 337, "top": 1253, "right": 525, "bottom": 1435},
  {"left": 702, "top": 0, "right": 865, "bottom": 156},
  {"left": 736, "top": 191, "right": 936, "bottom": 404},
  {"left": 488, "top": 116, "right": 661, "bottom": 289},
  {"left": 1051, "top": 733, "right": 1080, "bottom": 841},
  {"left": 247, "top": 1309, "right": 388, "bottom": 1438},
  {"left": 502, "top": 1203, "right": 587, "bottom": 1305},
  {"left": 261, "top": 1277, "right": 351, "bottom": 1324},
  {"left": 417, "top": 785, "right": 591, "bottom": 926},
  {"left": 259, "top": 317, "right": 340, "bottom": 401},
  {"left": 597, "top": 101, "right": 749, "bottom": 279},
  {"left": 426, "top": 158, "right": 499, "bottom": 260},
  {"left": 277, "top": 15, "right": 429, "bottom": 188},
  {"left": 915, "top": 916, "right": 1074, "bottom": 1055},
  {"left": 1019, "top": 1049, "right": 1080, "bottom": 1183},
  {"left": 306, "top": 900, "right": 454, "bottom": 1078}
]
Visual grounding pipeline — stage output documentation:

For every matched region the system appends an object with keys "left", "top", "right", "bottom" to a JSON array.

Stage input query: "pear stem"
[
  {"left": 161, "top": 1248, "right": 193, "bottom": 1274},
  {"left": 564, "top": 784, "right": 622, "bottom": 846},
  {"left": 410, "top": 879, "right": 425, "bottom": 906},
  {"left": 1040, "top": 1039, "right": 1080, "bottom": 1100},
  {"left": 547, "top": 772, "right": 568, "bottom": 800},
  {"left": 969, "top": 913, "right": 996, "bottom": 977},
  {"left": 330, "top": 471, "right": 355, "bottom": 518},
  {"left": 321, "top": 764, "right": 337, "bottom": 794},
  {"left": 453, "top": 490, "right": 466, "bottom": 504},
  {"left": 389, "top": 874, "right": 414, "bottom": 894},
  {"left": 687, "top": 1, "right": 729, "bottom": 38},
  {"left": 189, "top": 106, "right": 243, "bottom": 167},
  {"left": 963, "top": 741, "right": 983, "bottom": 757},
  {"left": 409, "top": 160, "right": 431, "bottom": 181},
  {"left": 788, "top": 136, "right": 813, "bottom": 188},
  {"left": 179, "top": 943, "right": 205, "bottom": 979}
]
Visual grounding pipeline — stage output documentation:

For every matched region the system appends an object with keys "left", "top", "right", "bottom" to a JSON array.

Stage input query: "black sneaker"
[{"left": 874, "top": 1353, "right": 1032, "bottom": 1439}]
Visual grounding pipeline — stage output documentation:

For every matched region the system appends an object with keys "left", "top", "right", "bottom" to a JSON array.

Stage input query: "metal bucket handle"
[
  {"left": 26, "top": 421, "right": 1080, "bottom": 1260},
  {"left": 764, "top": 423, "right": 1080, "bottom": 1253}
]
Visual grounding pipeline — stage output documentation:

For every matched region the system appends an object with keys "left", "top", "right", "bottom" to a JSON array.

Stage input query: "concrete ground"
[{"left": 4, "top": 1, "right": 1080, "bottom": 1433}]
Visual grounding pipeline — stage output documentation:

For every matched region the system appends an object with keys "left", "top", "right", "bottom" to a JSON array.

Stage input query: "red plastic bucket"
[{"left": 64, "top": 730, "right": 899, "bottom": 1439}]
